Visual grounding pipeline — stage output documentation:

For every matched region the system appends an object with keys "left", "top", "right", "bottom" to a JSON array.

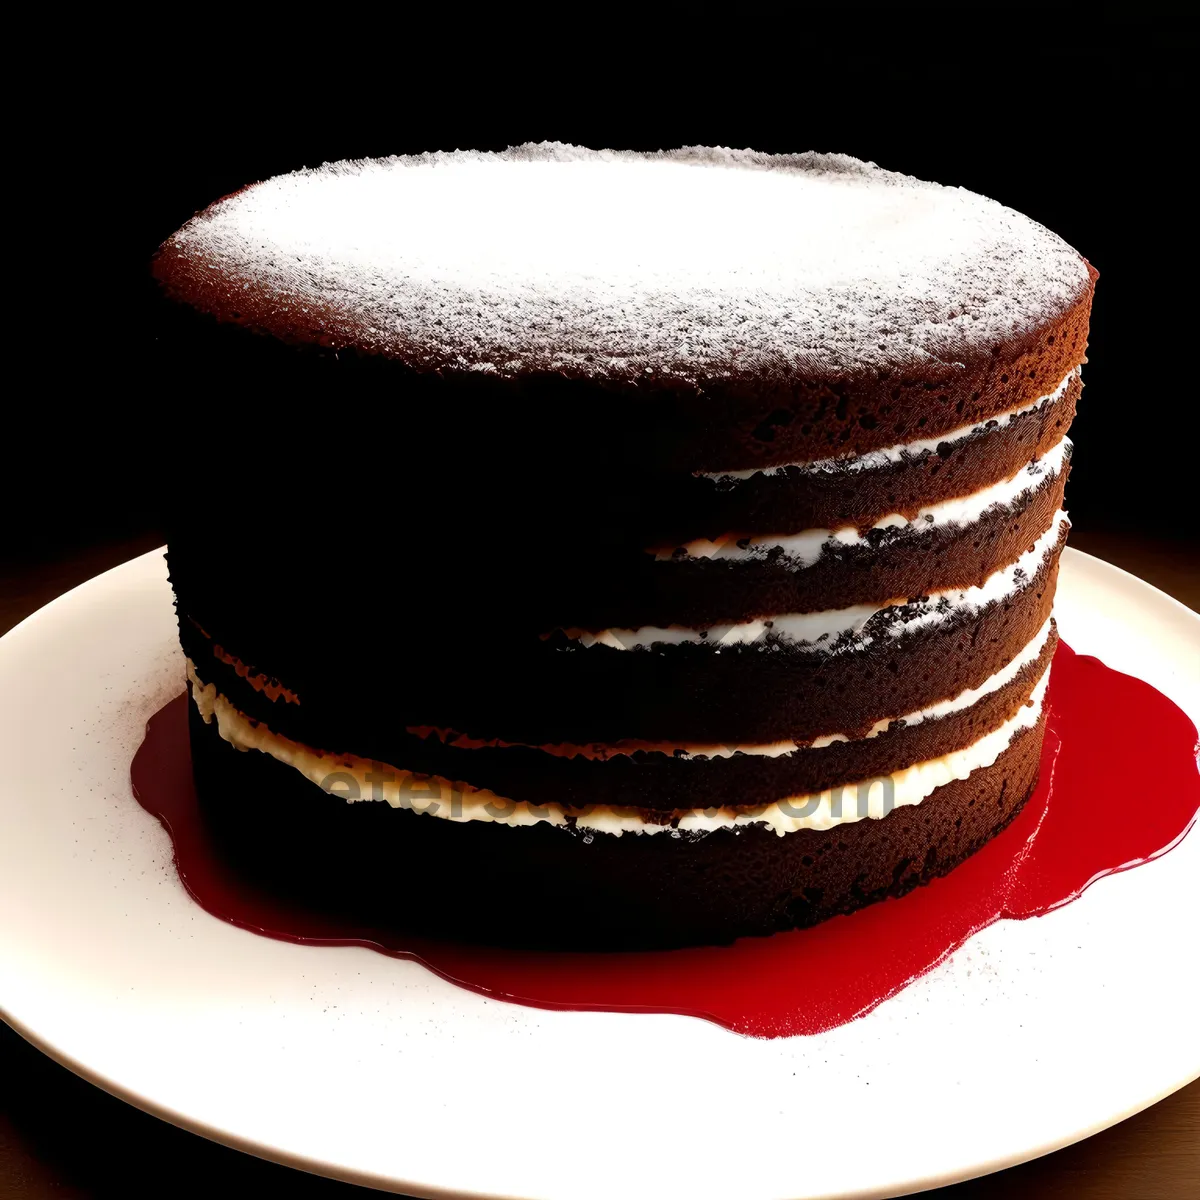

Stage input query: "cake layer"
[
  {"left": 676, "top": 433, "right": 1072, "bottom": 555},
  {"left": 568, "top": 509, "right": 1066, "bottom": 649},
  {"left": 188, "top": 620, "right": 1052, "bottom": 819},
  {"left": 188, "top": 661, "right": 1049, "bottom": 833},
  {"left": 153, "top": 147, "right": 1094, "bottom": 480},
  {"left": 569, "top": 444, "right": 1068, "bottom": 629},
  {"left": 173, "top": 512, "right": 1066, "bottom": 748},
  {"left": 188, "top": 688, "right": 1045, "bottom": 948},
  {"left": 166, "top": 388, "right": 1077, "bottom": 678},
  {"left": 644, "top": 370, "right": 1079, "bottom": 546},
  {"left": 398, "top": 629, "right": 1055, "bottom": 816},
  {"left": 410, "top": 617, "right": 1055, "bottom": 762}
]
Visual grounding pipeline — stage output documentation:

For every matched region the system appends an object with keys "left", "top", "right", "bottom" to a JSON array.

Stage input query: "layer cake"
[{"left": 153, "top": 145, "right": 1095, "bottom": 948}]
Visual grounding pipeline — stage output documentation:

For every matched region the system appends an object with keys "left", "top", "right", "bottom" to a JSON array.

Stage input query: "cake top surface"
[{"left": 156, "top": 143, "right": 1091, "bottom": 383}]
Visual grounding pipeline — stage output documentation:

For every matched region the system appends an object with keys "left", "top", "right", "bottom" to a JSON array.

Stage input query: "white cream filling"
[
  {"left": 188, "top": 621, "right": 302, "bottom": 705},
  {"left": 409, "top": 615, "right": 1053, "bottom": 761},
  {"left": 660, "top": 438, "right": 1070, "bottom": 565},
  {"left": 705, "top": 368, "right": 1078, "bottom": 483},
  {"left": 570, "top": 510, "right": 1068, "bottom": 651},
  {"left": 187, "top": 660, "right": 1048, "bottom": 837}
]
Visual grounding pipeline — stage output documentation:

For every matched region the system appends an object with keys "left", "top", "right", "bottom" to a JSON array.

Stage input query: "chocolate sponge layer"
[
  {"left": 175, "top": 522, "right": 1064, "bottom": 748},
  {"left": 567, "top": 462, "right": 1069, "bottom": 630},
  {"left": 188, "top": 691, "right": 1044, "bottom": 949},
  {"left": 189, "top": 623, "right": 1054, "bottom": 816},
  {"left": 153, "top": 248, "right": 1093, "bottom": 478}
]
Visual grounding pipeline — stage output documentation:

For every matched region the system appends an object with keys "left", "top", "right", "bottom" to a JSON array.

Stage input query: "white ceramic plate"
[{"left": 1, "top": 547, "right": 1197, "bottom": 1200}]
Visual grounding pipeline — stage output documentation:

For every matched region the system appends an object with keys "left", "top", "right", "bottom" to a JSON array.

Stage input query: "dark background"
[{"left": 6, "top": 4, "right": 1194, "bottom": 574}]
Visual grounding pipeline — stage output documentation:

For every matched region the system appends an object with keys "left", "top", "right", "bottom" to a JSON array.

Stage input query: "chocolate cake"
[{"left": 154, "top": 145, "right": 1095, "bottom": 948}]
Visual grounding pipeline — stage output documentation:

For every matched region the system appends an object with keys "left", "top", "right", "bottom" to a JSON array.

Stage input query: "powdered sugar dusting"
[{"left": 159, "top": 143, "right": 1090, "bottom": 380}]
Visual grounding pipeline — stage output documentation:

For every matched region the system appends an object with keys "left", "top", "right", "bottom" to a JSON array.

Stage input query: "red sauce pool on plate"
[{"left": 132, "top": 643, "right": 1200, "bottom": 1038}]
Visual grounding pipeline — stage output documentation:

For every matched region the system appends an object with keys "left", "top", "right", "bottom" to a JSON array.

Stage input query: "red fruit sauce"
[{"left": 131, "top": 643, "right": 1199, "bottom": 1038}]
